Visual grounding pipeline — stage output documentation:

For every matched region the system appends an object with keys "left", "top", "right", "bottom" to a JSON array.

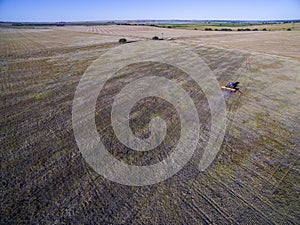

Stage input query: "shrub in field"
[
  {"left": 152, "top": 36, "right": 159, "bottom": 40},
  {"left": 205, "top": 28, "right": 212, "bottom": 31},
  {"left": 221, "top": 28, "right": 232, "bottom": 31},
  {"left": 119, "top": 38, "right": 127, "bottom": 44},
  {"left": 287, "top": 28, "right": 292, "bottom": 31},
  {"left": 238, "top": 28, "right": 255, "bottom": 32}
]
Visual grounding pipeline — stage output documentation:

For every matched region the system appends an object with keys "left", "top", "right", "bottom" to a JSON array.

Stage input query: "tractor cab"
[{"left": 225, "top": 82, "right": 239, "bottom": 89}]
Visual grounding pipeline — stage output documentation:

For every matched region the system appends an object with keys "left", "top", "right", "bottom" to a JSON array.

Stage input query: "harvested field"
[
  {"left": 1, "top": 26, "right": 299, "bottom": 224},
  {"left": 155, "top": 22, "right": 300, "bottom": 32},
  {"left": 58, "top": 25, "right": 300, "bottom": 59}
]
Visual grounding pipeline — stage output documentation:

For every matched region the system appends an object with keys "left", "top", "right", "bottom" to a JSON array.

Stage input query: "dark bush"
[
  {"left": 221, "top": 28, "right": 232, "bottom": 31},
  {"left": 262, "top": 28, "right": 267, "bottom": 31},
  {"left": 119, "top": 38, "right": 127, "bottom": 44},
  {"left": 152, "top": 36, "right": 159, "bottom": 40},
  {"left": 205, "top": 28, "right": 212, "bottom": 31},
  {"left": 287, "top": 28, "right": 292, "bottom": 31}
]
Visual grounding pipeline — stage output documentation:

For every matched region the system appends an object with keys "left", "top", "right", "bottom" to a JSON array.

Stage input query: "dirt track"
[{"left": 1, "top": 27, "right": 299, "bottom": 224}]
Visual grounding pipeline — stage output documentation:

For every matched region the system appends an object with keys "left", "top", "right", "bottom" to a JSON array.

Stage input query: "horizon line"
[{"left": 1, "top": 19, "right": 300, "bottom": 23}]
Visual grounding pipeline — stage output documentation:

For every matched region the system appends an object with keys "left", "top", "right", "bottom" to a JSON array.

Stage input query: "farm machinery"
[{"left": 221, "top": 82, "right": 242, "bottom": 93}]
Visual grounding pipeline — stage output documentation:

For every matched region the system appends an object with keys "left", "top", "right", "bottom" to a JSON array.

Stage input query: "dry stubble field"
[{"left": 1, "top": 25, "right": 299, "bottom": 224}]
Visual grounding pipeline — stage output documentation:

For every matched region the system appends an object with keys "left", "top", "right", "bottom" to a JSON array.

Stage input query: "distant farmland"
[
  {"left": 151, "top": 21, "right": 300, "bottom": 31},
  {"left": 1, "top": 25, "right": 299, "bottom": 224}
]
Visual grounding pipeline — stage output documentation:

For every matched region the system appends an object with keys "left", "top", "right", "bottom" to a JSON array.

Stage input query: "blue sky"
[{"left": 0, "top": 0, "right": 299, "bottom": 22}]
